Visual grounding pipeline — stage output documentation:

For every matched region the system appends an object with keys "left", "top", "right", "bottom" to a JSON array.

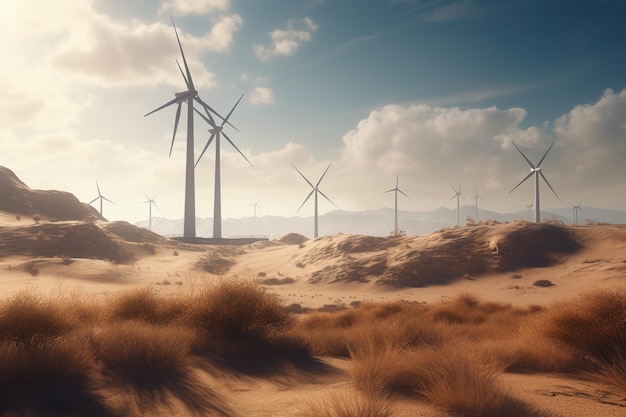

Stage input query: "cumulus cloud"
[
  {"left": 248, "top": 87, "right": 274, "bottom": 105},
  {"left": 158, "top": 0, "right": 231, "bottom": 16},
  {"left": 253, "top": 18, "right": 318, "bottom": 60}
]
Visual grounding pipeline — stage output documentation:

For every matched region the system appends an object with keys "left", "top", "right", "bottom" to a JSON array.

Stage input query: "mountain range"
[{"left": 134, "top": 205, "right": 626, "bottom": 239}]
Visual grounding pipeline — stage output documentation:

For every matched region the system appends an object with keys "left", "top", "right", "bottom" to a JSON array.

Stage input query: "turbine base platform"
[{"left": 172, "top": 236, "right": 269, "bottom": 246}]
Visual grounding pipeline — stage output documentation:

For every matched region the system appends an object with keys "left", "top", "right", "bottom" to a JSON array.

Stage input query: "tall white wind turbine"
[
  {"left": 142, "top": 194, "right": 159, "bottom": 231},
  {"left": 509, "top": 137, "right": 561, "bottom": 222},
  {"left": 384, "top": 173, "right": 410, "bottom": 236},
  {"left": 144, "top": 18, "right": 226, "bottom": 239},
  {"left": 89, "top": 181, "right": 114, "bottom": 217},
  {"left": 472, "top": 187, "right": 484, "bottom": 223},
  {"left": 195, "top": 94, "right": 251, "bottom": 239},
  {"left": 449, "top": 183, "right": 464, "bottom": 226},
  {"left": 293, "top": 162, "right": 338, "bottom": 239}
]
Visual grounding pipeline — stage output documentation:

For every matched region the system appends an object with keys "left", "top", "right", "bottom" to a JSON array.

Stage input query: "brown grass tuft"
[{"left": 300, "top": 391, "right": 392, "bottom": 417}]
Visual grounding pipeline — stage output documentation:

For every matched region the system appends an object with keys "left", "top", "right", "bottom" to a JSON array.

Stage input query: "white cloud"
[
  {"left": 248, "top": 87, "right": 274, "bottom": 105},
  {"left": 253, "top": 18, "right": 318, "bottom": 61},
  {"left": 158, "top": 0, "right": 231, "bottom": 16}
]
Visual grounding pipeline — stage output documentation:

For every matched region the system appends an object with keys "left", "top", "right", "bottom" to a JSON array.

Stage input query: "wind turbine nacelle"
[
  {"left": 175, "top": 91, "right": 195, "bottom": 102},
  {"left": 532, "top": 167, "right": 542, "bottom": 173},
  {"left": 209, "top": 126, "right": 223, "bottom": 134}
]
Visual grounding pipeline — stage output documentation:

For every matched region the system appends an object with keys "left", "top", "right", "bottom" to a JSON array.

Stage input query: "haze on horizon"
[{"left": 1, "top": 0, "right": 625, "bottom": 225}]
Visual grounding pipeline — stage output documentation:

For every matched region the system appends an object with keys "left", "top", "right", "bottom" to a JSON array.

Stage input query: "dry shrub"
[
  {"left": 429, "top": 293, "right": 513, "bottom": 325},
  {"left": 90, "top": 321, "right": 194, "bottom": 377},
  {"left": 184, "top": 279, "right": 293, "bottom": 355},
  {"left": 352, "top": 344, "right": 555, "bottom": 417},
  {"left": 542, "top": 288, "right": 626, "bottom": 364},
  {"left": 300, "top": 391, "right": 392, "bottom": 417},
  {"left": 107, "top": 287, "right": 185, "bottom": 324},
  {"left": 0, "top": 288, "right": 74, "bottom": 346}
]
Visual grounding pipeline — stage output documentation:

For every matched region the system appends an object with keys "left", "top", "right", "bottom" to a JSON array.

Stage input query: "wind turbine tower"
[
  {"left": 472, "top": 187, "right": 484, "bottom": 223},
  {"left": 195, "top": 94, "right": 251, "bottom": 239},
  {"left": 572, "top": 201, "right": 583, "bottom": 225},
  {"left": 89, "top": 181, "right": 114, "bottom": 217},
  {"left": 143, "top": 194, "right": 158, "bottom": 231},
  {"left": 293, "top": 162, "right": 338, "bottom": 239},
  {"left": 524, "top": 198, "right": 534, "bottom": 221},
  {"left": 509, "top": 137, "right": 561, "bottom": 222},
  {"left": 144, "top": 18, "right": 226, "bottom": 239},
  {"left": 250, "top": 201, "right": 260, "bottom": 217},
  {"left": 384, "top": 173, "right": 410, "bottom": 236},
  {"left": 449, "top": 184, "right": 464, "bottom": 226}
]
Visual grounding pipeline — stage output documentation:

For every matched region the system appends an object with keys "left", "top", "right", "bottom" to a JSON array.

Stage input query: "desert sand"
[{"left": 1, "top": 166, "right": 626, "bottom": 416}]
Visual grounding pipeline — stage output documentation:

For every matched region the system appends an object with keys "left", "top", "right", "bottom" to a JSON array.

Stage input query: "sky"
[{"left": 1, "top": 0, "right": 626, "bottom": 228}]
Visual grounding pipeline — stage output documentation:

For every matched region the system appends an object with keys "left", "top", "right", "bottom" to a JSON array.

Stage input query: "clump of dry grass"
[
  {"left": 0, "top": 288, "right": 75, "bottom": 346},
  {"left": 184, "top": 279, "right": 294, "bottom": 356},
  {"left": 89, "top": 321, "right": 195, "bottom": 378},
  {"left": 106, "top": 286, "right": 186, "bottom": 324}
]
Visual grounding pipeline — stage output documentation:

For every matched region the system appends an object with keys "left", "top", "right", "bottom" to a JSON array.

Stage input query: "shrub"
[
  {"left": 90, "top": 321, "right": 194, "bottom": 377},
  {"left": 185, "top": 279, "right": 292, "bottom": 344},
  {"left": 300, "top": 391, "right": 392, "bottom": 417},
  {"left": 0, "top": 289, "right": 74, "bottom": 346}
]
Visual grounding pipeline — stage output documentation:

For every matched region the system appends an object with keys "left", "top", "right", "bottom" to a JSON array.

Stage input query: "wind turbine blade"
[
  {"left": 318, "top": 189, "right": 338, "bottom": 209},
  {"left": 450, "top": 184, "right": 459, "bottom": 194},
  {"left": 509, "top": 171, "right": 534, "bottom": 193},
  {"left": 395, "top": 172, "right": 399, "bottom": 188},
  {"left": 193, "top": 106, "right": 216, "bottom": 128},
  {"left": 384, "top": 188, "right": 395, "bottom": 193},
  {"left": 169, "top": 103, "right": 182, "bottom": 157},
  {"left": 103, "top": 197, "right": 115, "bottom": 204},
  {"left": 540, "top": 172, "right": 561, "bottom": 202},
  {"left": 511, "top": 141, "right": 536, "bottom": 169},
  {"left": 145, "top": 96, "right": 180, "bottom": 117},
  {"left": 96, "top": 181, "right": 101, "bottom": 196},
  {"left": 194, "top": 133, "right": 216, "bottom": 167},
  {"left": 222, "top": 131, "right": 253, "bottom": 167},
  {"left": 153, "top": 201, "right": 160, "bottom": 210},
  {"left": 175, "top": 59, "right": 190, "bottom": 90},
  {"left": 89, "top": 197, "right": 98, "bottom": 204},
  {"left": 195, "top": 97, "right": 238, "bottom": 131},
  {"left": 292, "top": 164, "right": 316, "bottom": 189},
  {"left": 536, "top": 137, "right": 557, "bottom": 168},
  {"left": 316, "top": 161, "right": 333, "bottom": 187},
  {"left": 398, "top": 189, "right": 410, "bottom": 199},
  {"left": 171, "top": 17, "right": 194, "bottom": 91},
  {"left": 297, "top": 189, "right": 315, "bottom": 213},
  {"left": 221, "top": 93, "right": 244, "bottom": 127}
]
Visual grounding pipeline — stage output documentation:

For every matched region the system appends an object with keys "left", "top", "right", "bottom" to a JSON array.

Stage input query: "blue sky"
[{"left": 1, "top": 0, "right": 625, "bottom": 227}]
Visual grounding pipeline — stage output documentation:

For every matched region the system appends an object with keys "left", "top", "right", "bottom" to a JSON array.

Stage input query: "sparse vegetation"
[{"left": 0, "top": 284, "right": 624, "bottom": 416}]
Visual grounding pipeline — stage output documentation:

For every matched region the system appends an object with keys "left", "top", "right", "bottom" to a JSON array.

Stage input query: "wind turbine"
[
  {"left": 472, "top": 187, "right": 484, "bottom": 223},
  {"left": 293, "top": 162, "right": 338, "bottom": 239},
  {"left": 142, "top": 194, "right": 159, "bottom": 231},
  {"left": 89, "top": 181, "right": 114, "bottom": 217},
  {"left": 195, "top": 94, "right": 251, "bottom": 239},
  {"left": 250, "top": 201, "right": 260, "bottom": 217},
  {"left": 571, "top": 201, "right": 584, "bottom": 225},
  {"left": 509, "top": 137, "right": 561, "bottom": 222},
  {"left": 524, "top": 198, "right": 534, "bottom": 221},
  {"left": 384, "top": 173, "right": 410, "bottom": 236},
  {"left": 449, "top": 183, "right": 464, "bottom": 226},
  {"left": 144, "top": 17, "right": 226, "bottom": 239}
]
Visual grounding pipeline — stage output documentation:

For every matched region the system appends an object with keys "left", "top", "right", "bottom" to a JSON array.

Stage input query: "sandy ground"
[{"left": 1, "top": 213, "right": 626, "bottom": 416}]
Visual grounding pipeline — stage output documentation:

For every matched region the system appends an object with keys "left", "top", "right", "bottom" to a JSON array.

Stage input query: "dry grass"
[{"left": 0, "top": 284, "right": 624, "bottom": 416}]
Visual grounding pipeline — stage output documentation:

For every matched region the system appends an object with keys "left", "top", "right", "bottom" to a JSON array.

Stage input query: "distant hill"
[{"left": 134, "top": 205, "right": 626, "bottom": 239}]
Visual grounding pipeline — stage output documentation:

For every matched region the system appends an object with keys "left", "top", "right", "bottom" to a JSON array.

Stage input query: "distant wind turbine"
[
  {"left": 384, "top": 173, "right": 410, "bottom": 236},
  {"left": 293, "top": 162, "right": 338, "bottom": 239},
  {"left": 144, "top": 17, "right": 227, "bottom": 239},
  {"left": 472, "top": 187, "right": 484, "bottom": 223},
  {"left": 89, "top": 181, "right": 114, "bottom": 217},
  {"left": 250, "top": 201, "right": 261, "bottom": 217},
  {"left": 571, "top": 201, "right": 584, "bottom": 225},
  {"left": 142, "top": 194, "right": 159, "bottom": 231},
  {"left": 195, "top": 94, "right": 251, "bottom": 239},
  {"left": 449, "top": 183, "right": 464, "bottom": 226},
  {"left": 509, "top": 137, "right": 561, "bottom": 222},
  {"left": 524, "top": 198, "right": 534, "bottom": 221}
]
